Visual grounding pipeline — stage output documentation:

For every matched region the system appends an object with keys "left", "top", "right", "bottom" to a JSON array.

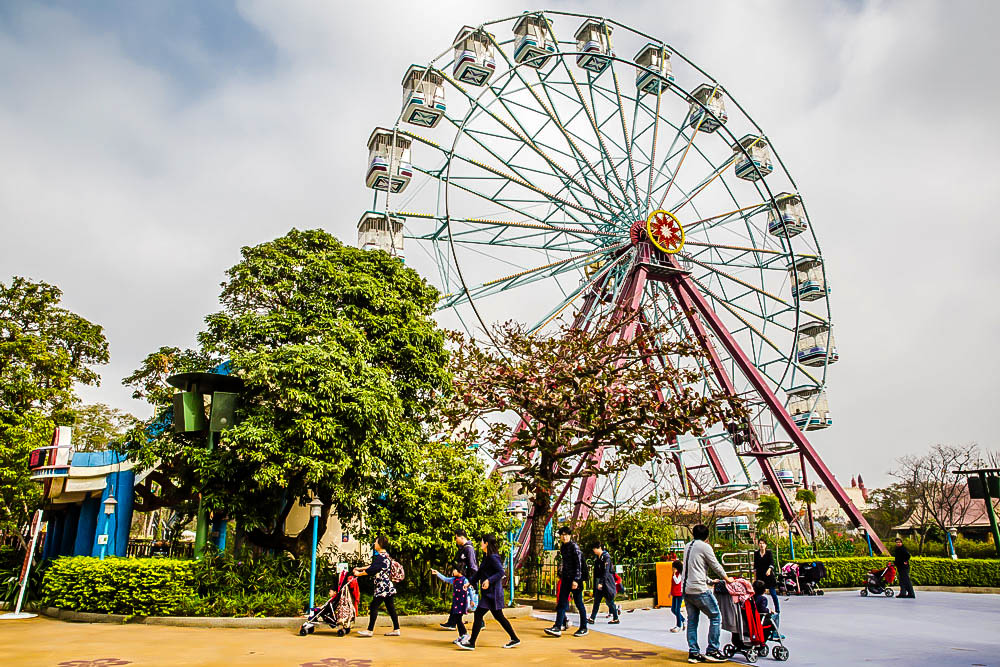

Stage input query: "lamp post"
[
  {"left": 308, "top": 498, "right": 324, "bottom": 610},
  {"left": 947, "top": 527, "right": 958, "bottom": 560},
  {"left": 100, "top": 496, "right": 117, "bottom": 560},
  {"left": 863, "top": 528, "right": 874, "bottom": 557},
  {"left": 505, "top": 504, "right": 527, "bottom": 606}
]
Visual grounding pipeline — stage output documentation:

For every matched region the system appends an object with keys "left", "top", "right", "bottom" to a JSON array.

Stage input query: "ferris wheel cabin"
[
  {"left": 634, "top": 43, "right": 675, "bottom": 95},
  {"left": 513, "top": 13, "right": 555, "bottom": 68},
  {"left": 732, "top": 134, "right": 773, "bottom": 181},
  {"left": 366, "top": 128, "right": 412, "bottom": 193},
  {"left": 776, "top": 469, "right": 797, "bottom": 487},
  {"left": 357, "top": 211, "right": 405, "bottom": 260},
  {"left": 788, "top": 257, "right": 829, "bottom": 302},
  {"left": 453, "top": 26, "right": 496, "bottom": 86},
  {"left": 796, "top": 320, "right": 838, "bottom": 367},
  {"left": 768, "top": 192, "right": 808, "bottom": 238},
  {"left": 787, "top": 385, "right": 833, "bottom": 430},
  {"left": 401, "top": 66, "right": 445, "bottom": 128},
  {"left": 688, "top": 84, "right": 728, "bottom": 133},
  {"left": 574, "top": 19, "right": 614, "bottom": 73}
]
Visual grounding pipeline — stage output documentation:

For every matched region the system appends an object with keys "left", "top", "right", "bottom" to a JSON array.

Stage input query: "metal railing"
[
  {"left": 513, "top": 560, "right": 657, "bottom": 601},
  {"left": 126, "top": 539, "right": 194, "bottom": 559}
]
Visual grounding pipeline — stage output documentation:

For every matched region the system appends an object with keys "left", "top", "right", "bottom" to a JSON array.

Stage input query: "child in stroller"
[
  {"left": 717, "top": 580, "right": 789, "bottom": 662},
  {"left": 860, "top": 562, "right": 896, "bottom": 597},
  {"left": 299, "top": 568, "right": 361, "bottom": 636},
  {"left": 779, "top": 561, "right": 826, "bottom": 596}
]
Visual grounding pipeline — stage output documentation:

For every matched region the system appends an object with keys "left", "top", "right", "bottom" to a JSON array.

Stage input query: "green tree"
[
  {"left": 863, "top": 483, "right": 916, "bottom": 540},
  {"left": 445, "top": 313, "right": 743, "bottom": 565},
  {"left": 120, "top": 229, "right": 450, "bottom": 554},
  {"left": 71, "top": 403, "right": 140, "bottom": 452},
  {"left": 756, "top": 494, "right": 783, "bottom": 538},
  {"left": 0, "top": 277, "right": 109, "bottom": 545},
  {"left": 361, "top": 440, "right": 508, "bottom": 592},
  {"left": 795, "top": 487, "right": 817, "bottom": 542},
  {"left": 577, "top": 510, "right": 674, "bottom": 562}
]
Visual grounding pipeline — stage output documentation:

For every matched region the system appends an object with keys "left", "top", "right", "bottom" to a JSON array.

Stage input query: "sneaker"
[
  {"left": 503, "top": 639, "right": 521, "bottom": 649},
  {"left": 544, "top": 627, "right": 562, "bottom": 637},
  {"left": 356, "top": 630, "right": 373, "bottom": 637},
  {"left": 587, "top": 616, "right": 597, "bottom": 624},
  {"left": 609, "top": 619, "right": 620, "bottom": 624},
  {"left": 384, "top": 629, "right": 401, "bottom": 636},
  {"left": 456, "top": 641, "right": 475, "bottom": 651},
  {"left": 704, "top": 649, "right": 727, "bottom": 662},
  {"left": 562, "top": 623, "right": 570, "bottom": 631},
  {"left": 453, "top": 634, "right": 469, "bottom": 645},
  {"left": 439, "top": 624, "right": 456, "bottom": 630},
  {"left": 688, "top": 653, "right": 706, "bottom": 664},
  {"left": 670, "top": 626, "right": 682, "bottom": 633},
  {"left": 573, "top": 628, "right": 589, "bottom": 637}
]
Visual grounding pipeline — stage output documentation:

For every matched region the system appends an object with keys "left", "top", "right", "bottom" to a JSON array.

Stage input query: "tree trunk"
[{"left": 527, "top": 473, "right": 553, "bottom": 597}]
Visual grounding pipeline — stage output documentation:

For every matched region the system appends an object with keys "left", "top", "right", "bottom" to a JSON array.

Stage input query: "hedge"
[
  {"left": 791, "top": 557, "right": 1000, "bottom": 588},
  {"left": 40, "top": 557, "right": 196, "bottom": 616}
]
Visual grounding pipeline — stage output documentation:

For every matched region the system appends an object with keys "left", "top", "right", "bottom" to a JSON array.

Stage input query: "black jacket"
[
  {"left": 467, "top": 552, "right": 505, "bottom": 611},
  {"left": 593, "top": 549, "right": 616, "bottom": 593},
  {"left": 753, "top": 549, "right": 777, "bottom": 588},
  {"left": 894, "top": 544, "right": 911, "bottom": 569},
  {"left": 457, "top": 541, "right": 479, "bottom": 579},
  {"left": 559, "top": 540, "right": 583, "bottom": 583}
]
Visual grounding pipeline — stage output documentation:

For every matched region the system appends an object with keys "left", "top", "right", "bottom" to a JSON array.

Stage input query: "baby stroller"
[
  {"left": 714, "top": 582, "right": 789, "bottom": 662},
  {"left": 797, "top": 561, "right": 826, "bottom": 596},
  {"left": 299, "top": 571, "right": 360, "bottom": 636},
  {"left": 860, "top": 563, "right": 896, "bottom": 598}
]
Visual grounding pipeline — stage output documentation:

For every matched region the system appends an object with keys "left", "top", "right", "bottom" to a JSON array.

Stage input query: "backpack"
[
  {"left": 388, "top": 557, "right": 405, "bottom": 583},
  {"left": 578, "top": 545, "right": 590, "bottom": 582},
  {"left": 614, "top": 572, "right": 624, "bottom": 595}
]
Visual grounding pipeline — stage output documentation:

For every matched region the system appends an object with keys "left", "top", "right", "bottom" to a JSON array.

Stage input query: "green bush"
[
  {"left": 577, "top": 510, "right": 674, "bottom": 562},
  {"left": 791, "top": 557, "right": 1000, "bottom": 588},
  {"left": 40, "top": 557, "right": 196, "bottom": 616},
  {"left": 901, "top": 536, "right": 997, "bottom": 559}
]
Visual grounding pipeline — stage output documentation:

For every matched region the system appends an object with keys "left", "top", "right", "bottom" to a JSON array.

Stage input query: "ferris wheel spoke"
[
  {"left": 399, "top": 211, "right": 616, "bottom": 245},
  {"left": 606, "top": 57, "right": 642, "bottom": 207},
  {"left": 438, "top": 70, "right": 617, "bottom": 218},
  {"left": 528, "top": 250, "right": 633, "bottom": 333}
]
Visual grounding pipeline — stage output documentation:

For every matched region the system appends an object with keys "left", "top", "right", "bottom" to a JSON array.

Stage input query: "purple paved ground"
[{"left": 537, "top": 591, "right": 1000, "bottom": 665}]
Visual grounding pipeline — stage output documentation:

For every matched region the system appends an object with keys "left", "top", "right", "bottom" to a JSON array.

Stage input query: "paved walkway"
[
  {"left": 543, "top": 591, "right": 1000, "bottom": 666},
  {"left": 0, "top": 614, "right": 688, "bottom": 666}
]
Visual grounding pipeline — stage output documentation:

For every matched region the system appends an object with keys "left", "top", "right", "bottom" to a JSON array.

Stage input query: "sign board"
[
  {"left": 97, "top": 534, "right": 109, "bottom": 545},
  {"left": 20, "top": 511, "right": 42, "bottom": 580}
]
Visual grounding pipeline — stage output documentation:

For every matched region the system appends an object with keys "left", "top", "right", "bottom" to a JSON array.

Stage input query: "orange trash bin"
[{"left": 655, "top": 561, "right": 673, "bottom": 608}]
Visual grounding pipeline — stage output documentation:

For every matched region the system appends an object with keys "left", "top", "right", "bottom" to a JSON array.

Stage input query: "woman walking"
[
  {"left": 753, "top": 538, "right": 780, "bottom": 615},
  {"left": 457, "top": 534, "right": 520, "bottom": 650},
  {"left": 353, "top": 535, "right": 401, "bottom": 637}
]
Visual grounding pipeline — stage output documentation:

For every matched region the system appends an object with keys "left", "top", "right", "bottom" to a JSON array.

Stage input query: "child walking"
[
  {"left": 669, "top": 560, "right": 685, "bottom": 632},
  {"left": 432, "top": 563, "right": 473, "bottom": 645}
]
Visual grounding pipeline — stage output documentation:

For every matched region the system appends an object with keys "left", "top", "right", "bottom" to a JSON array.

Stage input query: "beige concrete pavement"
[{"left": 0, "top": 614, "right": 688, "bottom": 666}]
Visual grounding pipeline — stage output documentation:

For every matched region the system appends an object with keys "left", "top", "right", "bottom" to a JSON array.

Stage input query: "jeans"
[
  {"left": 446, "top": 612, "right": 467, "bottom": 636},
  {"left": 367, "top": 595, "right": 399, "bottom": 631},
  {"left": 768, "top": 586, "right": 780, "bottom": 613},
  {"left": 590, "top": 586, "right": 618, "bottom": 620},
  {"left": 670, "top": 596, "right": 685, "bottom": 627},
  {"left": 555, "top": 581, "right": 588, "bottom": 629},
  {"left": 898, "top": 566, "right": 916, "bottom": 598},
  {"left": 684, "top": 592, "right": 721, "bottom": 654},
  {"left": 468, "top": 607, "right": 518, "bottom": 646}
]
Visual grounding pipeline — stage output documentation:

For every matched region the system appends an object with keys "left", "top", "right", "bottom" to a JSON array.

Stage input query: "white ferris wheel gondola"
[
  {"left": 796, "top": 320, "right": 838, "bottom": 367},
  {"left": 401, "top": 65, "right": 445, "bottom": 128},
  {"left": 634, "top": 43, "right": 675, "bottom": 95},
  {"left": 365, "top": 128, "right": 412, "bottom": 193},
  {"left": 787, "top": 385, "right": 833, "bottom": 431},
  {"left": 688, "top": 83, "right": 728, "bottom": 132},
  {"left": 452, "top": 26, "right": 496, "bottom": 86},
  {"left": 768, "top": 192, "right": 809, "bottom": 238},
  {"left": 357, "top": 211, "right": 405, "bottom": 260},
  {"left": 788, "top": 257, "right": 830, "bottom": 302},
  {"left": 512, "top": 13, "right": 555, "bottom": 69},
  {"left": 574, "top": 19, "right": 613, "bottom": 73},
  {"left": 732, "top": 134, "right": 774, "bottom": 181}
]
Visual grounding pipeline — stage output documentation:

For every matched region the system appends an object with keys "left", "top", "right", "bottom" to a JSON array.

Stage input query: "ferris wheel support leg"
[{"left": 666, "top": 261, "right": 887, "bottom": 555}]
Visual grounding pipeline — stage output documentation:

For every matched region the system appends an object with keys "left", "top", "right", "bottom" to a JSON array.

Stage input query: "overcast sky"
[{"left": 2, "top": 1, "right": 997, "bottom": 486}]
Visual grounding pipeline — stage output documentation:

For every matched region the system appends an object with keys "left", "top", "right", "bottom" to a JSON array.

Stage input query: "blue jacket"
[
  {"left": 468, "top": 553, "right": 505, "bottom": 611},
  {"left": 593, "top": 549, "right": 616, "bottom": 595},
  {"left": 559, "top": 540, "right": 583, "bottom": 583}
]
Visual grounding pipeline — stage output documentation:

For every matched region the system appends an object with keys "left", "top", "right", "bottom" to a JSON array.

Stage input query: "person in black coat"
[
  {"left": 546, "top": 526, "right": 588, "bottom": 637},
  {"left": 753, "top": 538, "right": 780, "bottom": 614},
  {"left": 457, "top": 534, "right": 520, "bottom": 650},
  {"left": 588, "top": 543, "right": 620, "bottom": 624},
  {"left": 894, "top": 537, "right": 915, "bottom": 599},
  {"left": 454, "top": 530, "right": 479, "bottom": 580}
]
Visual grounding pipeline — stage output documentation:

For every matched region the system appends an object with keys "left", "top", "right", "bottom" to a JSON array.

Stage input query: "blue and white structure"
[
  {"left": 366, "top": 128, "right": 412, "bottom": 193},
  {"left": 574, "top": 19, "right": 613, "bottom": 73},
  {"left": 357, "top": 210, "right": 404, "bottom": 260},
  {"left": 512, "top": 13, "right": 555, "bottom": 69},
  {"left": 30, "top": 428, "right": 141, "bottom": 560},
  {"left": 768, "top": 192, "right": 808, "bottom": 238},
  {"left": 401, "top": 65, "right": 445, "bottom": 128},
  {"left": 787, "top": 385, "right": 833, "bottom": 431},
  {"left": 452, "top": 26, "right": 496, "bottom": 86},
  {"left": 688, "top": 83, "right": 728, "bottom": 132},
  {"left": 796, "top": 320, "right": 838, "bottom": 367},
  {"left": 788, "top": 257, "right": 830, "bottom": 302},
  {"left": 732, "top": 134, "right": 773, "bottom": 181},
  {"left": 776, "top": 469, "right": 797, "bottom": 487},
  {"left": 634, "top": 43, "right": 674, "bottom": 95}
]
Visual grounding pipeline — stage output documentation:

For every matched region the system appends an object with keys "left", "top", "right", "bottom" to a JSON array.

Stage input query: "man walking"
[
  {"left": 455, "top": 530, "right": 479, "bottom": 579},
  {"left": 545, "top": 526, "right": 588, "bottom": 637},
  {"left": 683, "top": 524, "right": 733, "bottom": 663},
  {"left": 894, "top": 537, "right": 915, "bottom": 599},
  {"left": 588, "top": 542, "right": 620, "bottom": 624}
]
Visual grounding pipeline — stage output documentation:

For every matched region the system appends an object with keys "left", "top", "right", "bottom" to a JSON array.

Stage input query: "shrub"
[
  {"left": 577, "top": 510, "right": 674, "bottom": 562},
  {"left": 902, "top": 536, "right": 997, "bottom": 559},
  {"left": 40, "top": 557, "right": 196, "bottom": 616},
  {"left": 791, "top": 557, "right": 1000, "bottom": 588}
]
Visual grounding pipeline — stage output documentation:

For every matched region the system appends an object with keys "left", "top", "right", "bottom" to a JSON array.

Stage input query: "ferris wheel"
[{"left": 356, "top": 10, "right": 884, "bottom": 554}]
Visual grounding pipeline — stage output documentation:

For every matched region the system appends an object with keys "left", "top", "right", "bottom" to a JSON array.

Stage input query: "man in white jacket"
[{"left": 682, "top": 524, "right": 733, "bottom": 663}]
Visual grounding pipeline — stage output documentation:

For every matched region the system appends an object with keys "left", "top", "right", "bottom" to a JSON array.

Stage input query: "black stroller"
[
  {"left": 797, "top": 561, "right": 827, "bottom": 596},
  {"left": 860, "top": 563, "right": 896, "bottom": 597},
  {"left": 299, "top": 571, "right": 360, "bottom": 636}
]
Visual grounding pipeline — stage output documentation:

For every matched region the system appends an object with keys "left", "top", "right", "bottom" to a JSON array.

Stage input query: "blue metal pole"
[
  {"left": 866, "top": 532, "right": 874, "bottom": 557},
  {"left": 309, "top": 514, "right": 319, "bottom": 610},
  {"left": 788, "top": 527, "right": 795, "bottom": 561},
  {"left": 99, "top": 514, "right": 109, "bottom": 561},
  {"left": 508, "top": 525, "right": 515, "bottom": 606},
  {"left": 946, "top": 530, "right": 956, "bottom": 559}
]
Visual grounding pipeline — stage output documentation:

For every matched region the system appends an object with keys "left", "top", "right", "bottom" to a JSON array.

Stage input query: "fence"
[
  {"left": 513, "top": 560, "right": 657, "bottom": 601},
  {"left": 125, "top": 539, "right": 194, "bottom": 560}
]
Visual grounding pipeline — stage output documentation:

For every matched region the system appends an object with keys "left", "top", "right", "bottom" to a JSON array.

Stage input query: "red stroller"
[
  {"left": 715, "top": 584, "right": 789, "bottom": 662},
  {"left": 299, "top": 571, "right": 361, "bottom": 636},
  {"left": 860, "top": 563, "right": 896, "bottom": 598}
]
